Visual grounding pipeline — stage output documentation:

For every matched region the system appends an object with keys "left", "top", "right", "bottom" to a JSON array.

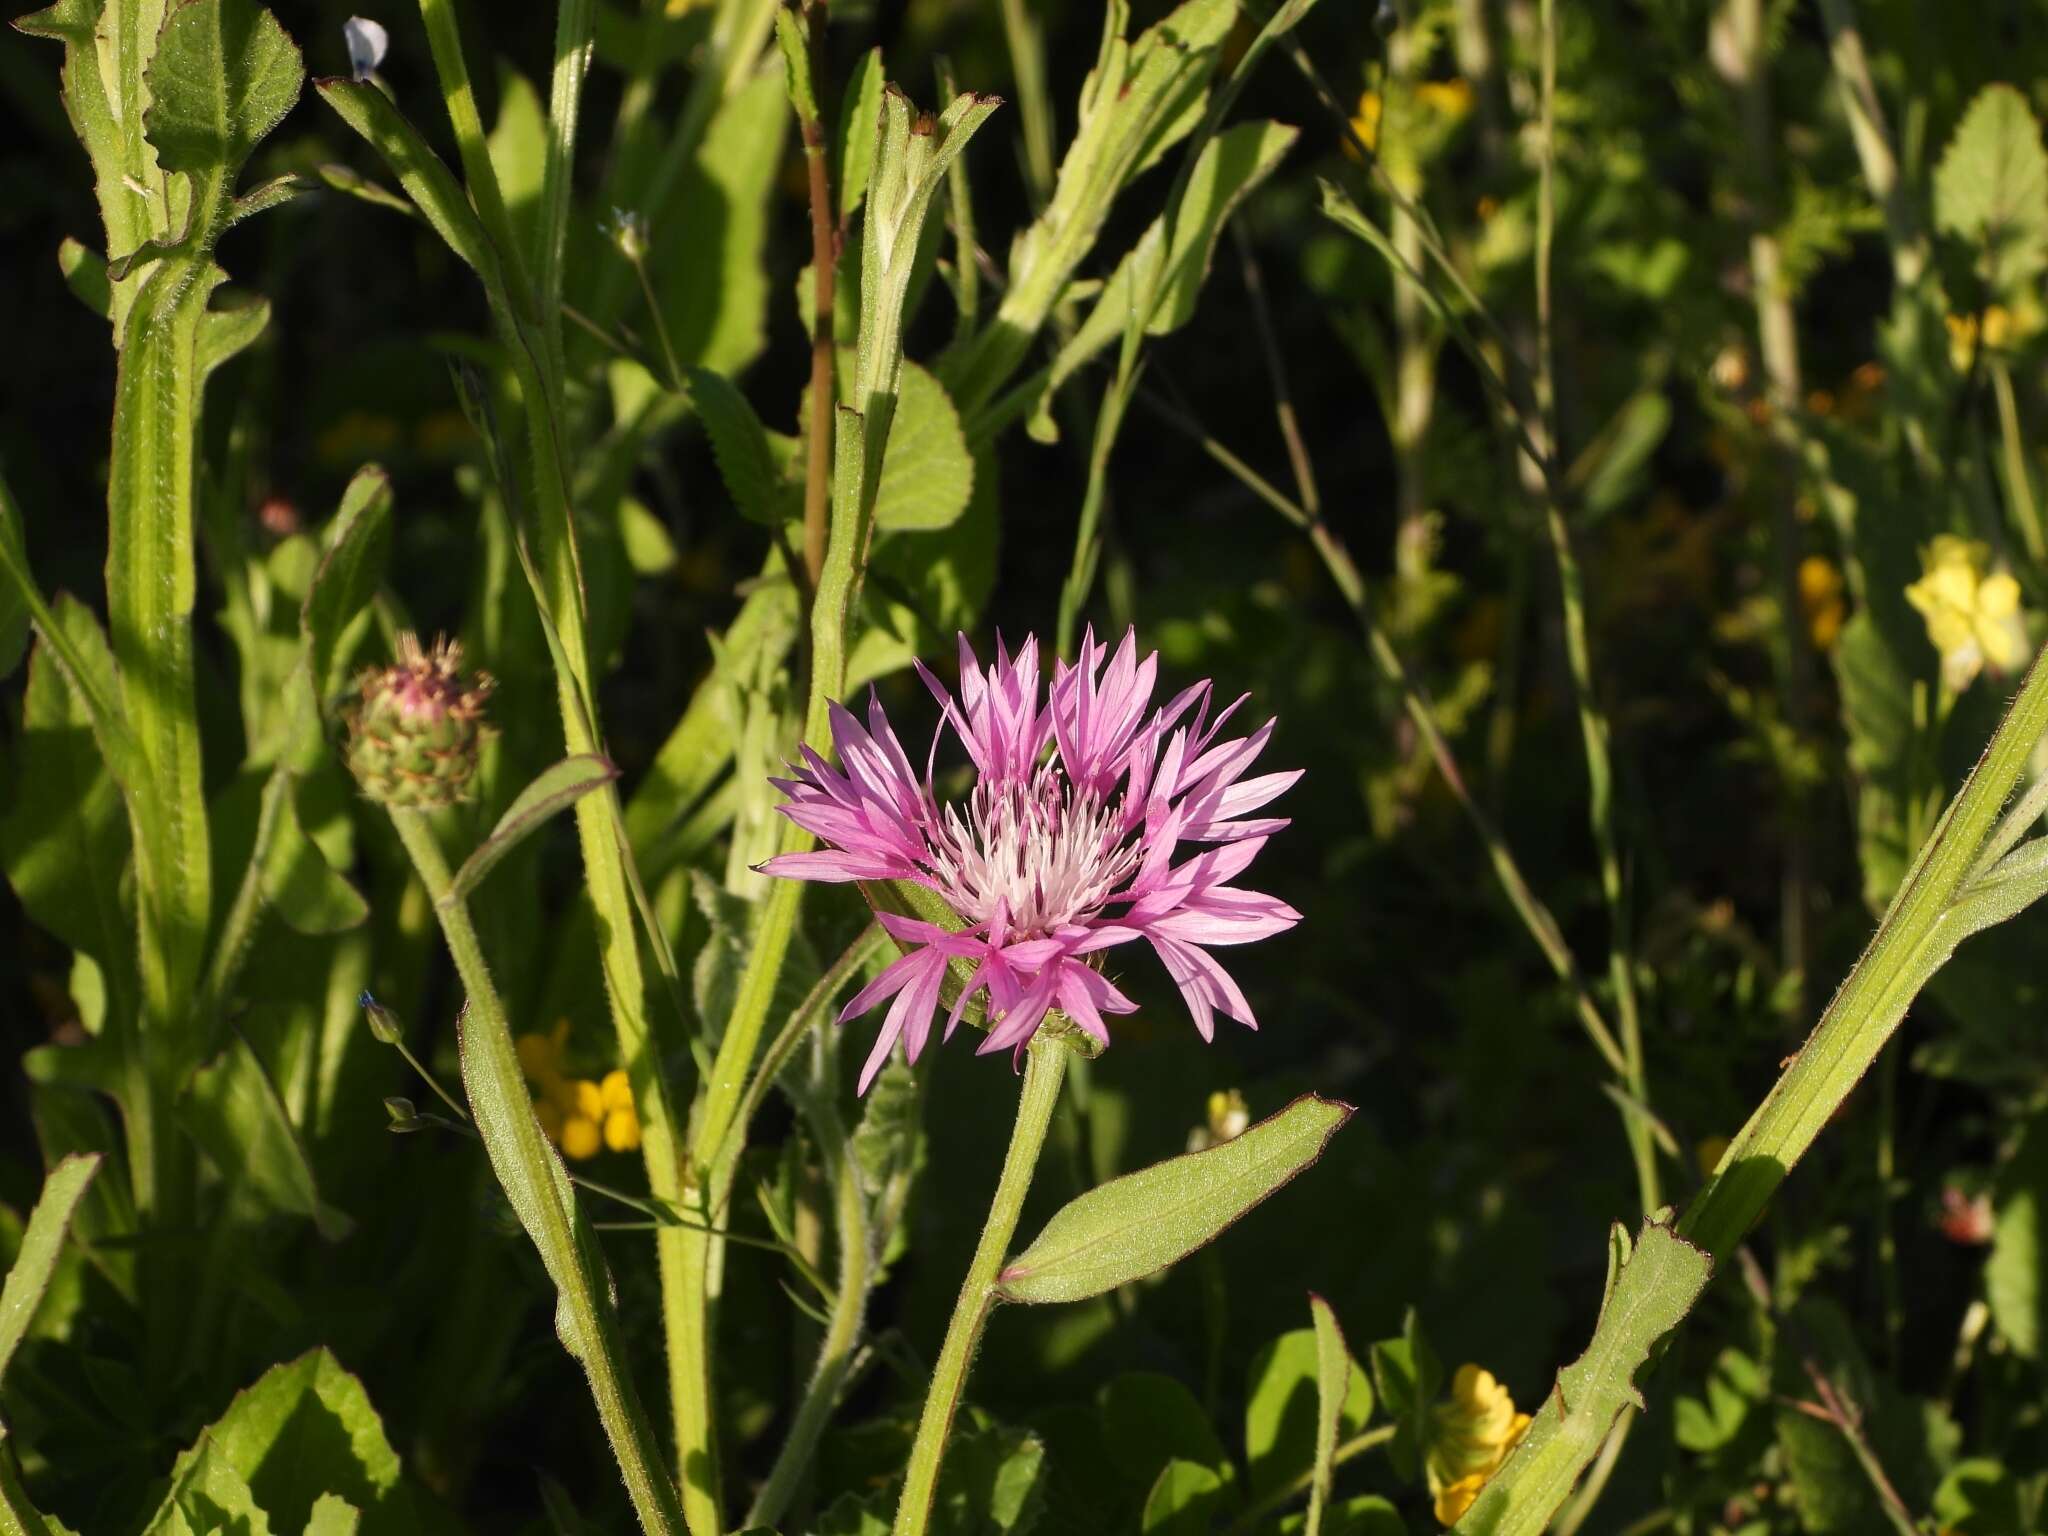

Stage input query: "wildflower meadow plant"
[
  {"left": 763, "top": 629, "right": 1302, "bottom": 1088},
  {"left": 13, "top": 3, "right": 2048, "bottom": 1536}
]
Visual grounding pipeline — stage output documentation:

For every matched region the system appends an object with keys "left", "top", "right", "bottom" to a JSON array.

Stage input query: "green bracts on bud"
[{"left": 343, "top": 633, "right": 494, "bottom": 808}]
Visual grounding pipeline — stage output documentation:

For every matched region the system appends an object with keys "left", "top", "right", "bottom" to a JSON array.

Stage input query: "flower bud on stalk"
[{"left": 344, "top": 633, "right": 494, "bottom": 808}]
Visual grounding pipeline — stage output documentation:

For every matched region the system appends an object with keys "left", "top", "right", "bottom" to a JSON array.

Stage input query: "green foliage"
[
  {"left": 1935, "top": 84, "right": 2048, "bottom": 292},
  {"left": 1246, "top": 1323, "right": 1375, "bottom": 1498},
  {"left": 997, "top": 1096, "right": 1352, "bottom": 1304},
  {"left": 1989, "top": 1110, "right": 2048, "bottom": 1359},
  {"left": 0, "top": 1157, "right": 98, "bottom": 1389}
]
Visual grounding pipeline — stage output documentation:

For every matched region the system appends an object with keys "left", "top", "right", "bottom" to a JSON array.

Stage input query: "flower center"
[{"left": 924, "top": 764, "right": 1139, "bottom": 938}]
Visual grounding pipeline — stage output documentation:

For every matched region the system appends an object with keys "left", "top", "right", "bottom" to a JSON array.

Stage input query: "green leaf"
[
  {"left": 141, "top": 1436, "right": 274, "bottom": 1536},
  {"left": 870, "top": 360, "right": 973, "bottom": 532},
  {"left": 1934, "top": 83, "right": 2048, "bottom": 291},
  {"left": 0, "top": 1155, "right": 99, "bottom": 1388},
  {"left": 1450, "top": 1221, "right": 1712, "bottom": 1534},
  {"left": 1771, "top": 1300, "right": 1892, "bottom": 1532},
  {"left": 1099, "top": 1372, "right": 1230, "bottom": 1489},
  {"left": 1933, "top": 1458, "right": 2034, "bottom": 1536},
  {"left": 836, "top": 47, "right": 885, "bottom": 219},
  {"left": 687, "top": 367, "right": 789, "bottom": 525},
  {"left": 1247, "top": 1325, "right": 1374, "bottom": 1497},
  {"left": 182, "top": 1038, "right": 351, "bottom": 1239},
  {"left": 304, "top": 1495, "right": 361, "bottom": 1536},
  {"left": 1036, "top": 119, "right": 1296, "bottom": 437},
  {"left": 773, "top": 6, "right": 818, "bottom": 127},
  {"left": 160, "top": 1351, "right": 404, "bottom": 1535},
  {"left": 143, "top": 0, "right": 304, "bottom": 250},
  {"left": 851, "top": 1057, "right": 921, "bottom": 1196},
  {"left": 447, "top": 756, "right": 620, "bottom": 904},
  {"left": 1989, "top": 1109, "right": 2048, "bottom": 1359},
  {"left": 1140, "top": 1460, "right": 1225, "bottom": 1536},
  {"left": 1369, "top": 1308, "right": 1440, "bottom": 1483},
  {"left": 56, "top": 237, "right": 111, "bottom": 320},
  {"left": 1566, "top": 391, "right": 1670, "bottom": 522},
  {"left": 260, "top": 778, "right": 368, "bottom": 934},
  {"left": 316, "top": 80, "right": 493, "bottom": 276},
  {"left": 1307, "top": 1294, "right": 1351, "bottom": 1536},
  {"left": 0, "top": 612, "right": 135, "bottom": 998},
  {"left": 997, "top": 1094, "right": 1353, "bottom": 1304},
  {"left": 487, "top": 67, "right": 548, "bottom": 282},
  {"left": 932, "top": 1422, "right": 1047, "bottom": 1534},
  {"left": 658, "top": 65, "right": 789, "bottom": 377},
  {"left": 302, "top": 461, "right": 394, "bottom": 693}
]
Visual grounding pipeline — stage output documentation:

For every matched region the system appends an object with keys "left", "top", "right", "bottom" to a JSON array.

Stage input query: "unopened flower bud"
[
  {"left": 360, "top": 990, "right": 402, "bottom": 1044},
  {"left": 384, "top": 1096, "right": 420, "bottom": 1130},
  {"left": 344, "top": 633, "right": 494, "bottom": 808}
]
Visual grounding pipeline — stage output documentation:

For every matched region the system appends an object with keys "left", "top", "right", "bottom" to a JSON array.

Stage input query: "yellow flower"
[
  {"left": 1414, "top": 79, "right": 1474, "bottom": 121},
  {"left": 1797, "top": 556, "right": 1846, "bottom": 652},
  {"left": 560, "top": 1114, "right": 602, "bottom": 1160},
  {"left": 1187, "top": 1088, "right": 1251, "bottom": 1152},
  {"left": 1946, "top": 307, "right": 2012, "bottom": 370},
  {"left": 1426, "top": 1365, "right": 1533, "bottom": 1526},
  {"left": 1350, "top": 90, "right": 1383, "bottom": 155},
  {"left": 1904, "top": 535, "right": 2033, "bottom": 691},
  {"left": 599, "top": 1070, "right": 642, "bottom": 1153},
  {"left": 1435, "top": 1472, "right": 1490, "bottom": 1526}
]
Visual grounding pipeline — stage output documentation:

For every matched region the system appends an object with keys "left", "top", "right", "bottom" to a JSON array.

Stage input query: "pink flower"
[{"left": 762, "top": 629, "right": 1302, "bottom": 1091}]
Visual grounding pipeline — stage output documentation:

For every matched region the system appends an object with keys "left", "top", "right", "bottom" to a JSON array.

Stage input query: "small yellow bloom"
[
  {"left": 1351, "top": 90, "right": 1383, "bottom": 155},
  {"left": 1187, "top": 1088, "right": 1251, "bottom": 1152},
  {"left": 572, "top": 1078, "right": 605, "bottom": 1122},
  {"left": 1904, "top": 535, "right": 2033, "bottom": 691},
  {"left": 1414, "top": 79, "right": 1474, "bottom": 120},
  {"left": 1435, "top": 1472, "right": 1489, "bottom": 1526},
  {"left": 599, "top": 1069, "right": 642, "bottom": 1152},
  {"left": 600, "top": 1069, "right": 635, "bottom": 1114},
  {"left": 603, "top": 1108, "right": 642, "bottom": 1153},
  {"left": 1426, "top": 1365, "right": 1532, "bottom": 1526},
  {"left": 1797, "top": 556, "right": 1846, "bottom": 652},
  {"left": 1946, "top": 307, "right": 2012, "bottom": 370},
  {"left": 560, "top": 1115, "right": 602, "bottom": 1160}
]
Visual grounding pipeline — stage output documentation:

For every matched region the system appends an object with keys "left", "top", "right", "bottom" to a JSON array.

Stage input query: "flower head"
[
  {"left": 763, "top": 629, "right": 1302, "bottom": 1091},
  {"left": 1904, "top": 535, "right": 2033, "bottom": 692},
  {"left": 344, "top": 632, "right": 494, "bottom": 807},
  {"left": 1427, "top": 1365, "right": 1533, "bottom": 1525}
]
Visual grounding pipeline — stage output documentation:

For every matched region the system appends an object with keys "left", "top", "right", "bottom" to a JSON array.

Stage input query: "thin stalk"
[
  {"left": 1966, "top": 769, "right": 2048, "bottom": 885},
  {"left": 1134, "top": 386, "right": 1630, "bottom": 1081},
  {"left": 1715, "top": 0, "right": 1815, "bottom": 1018},
  {"left": 997, "top": 0, "right": 1054, "bottom": 207},
  {"left": 1789, "top": 1361, "right": 1920, "bottom": 1536},
  {"left": 1223, "top": 1425, "right": 1396, "bottom": 1535},
  {"left": 388, "top": 807, "right": 685, "bottom": 1536},
  {"left": 1813, "top": 0, "right": 1926, "bottom": 290},
  {"left": 1056, "top": 374, "right": 1131, "bottom": 658},
  {"left": 745, "top": 1119, "right": 868, "bottom": 1527},
  {"left": 1534, "top": 0, "right": 1659, "bottom": 1216},
  {"left": 893, "top": 1038, "right": 1069, "bottom": 1536},
  {"left": 416, "top": 0, "right": 532, "bottom": 311},
  {"left": 194, "top": 764, "right": 290, "bottom": 1026},
  {"left": 797, "top": 7, "right": 836, "bottom": 590},
  {"left": 1991, "top": 362, "right": 2047, "bottom": 564},
  {"left": 1681, "top": 640, "right": 2048, "bottom": 1262},
  {"left": 1874, "top": 1047, "right": 1902, "bottom": 1364}
]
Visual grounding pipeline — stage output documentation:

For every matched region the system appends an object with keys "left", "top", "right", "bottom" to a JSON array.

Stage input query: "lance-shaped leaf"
[
  {"left": 1452, "top": 1221, "right": 1712, "bottom": 1534},
  {"left": 1033, "top": 119, "right": 1296, "bottom": 438},
  {"left": 316, "top": 78, "right": 493, "bottom": 276},
  {"left": 997, "top": 1095, "right": 1352, "bottom": 1304},
  {"left": 0, "top": 1155, "right": 100, "bottom": 1388},
  {"left": 181, "top": 1037, "right": 352, "bottom": 1239},
  {"left": 259, "top": 783, "right": 368, "bottom": 934},
  {"left": 1306, "top": 1294, "right": 1349, "bottom": 1536},
  {"left": 447, "top": 756, "right": 620, "bottom": 903}
]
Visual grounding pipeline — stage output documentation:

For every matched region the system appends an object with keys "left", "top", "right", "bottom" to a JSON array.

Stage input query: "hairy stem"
[
  {"left": 388, "top": 807, "right": 684, "bottom": 1536},
  {"left": 893, "top": 1038, "right": 1068, "bottom": 1535}
]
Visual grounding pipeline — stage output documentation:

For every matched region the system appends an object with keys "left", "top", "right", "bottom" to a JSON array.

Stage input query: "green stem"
[
  {"left": 746, "top": 1120, "right": 870, "bottom": 1527},
  {"left": 1991, "top": 361, "right": 2047, "bottom": 564},
  {"left": 1056, "top": 374, "right": 1131, "bottom": 658},
  {"left": 388, "top": 807, "right": 685, "bottom": 1536},
  {"left": 1224, "top": 1424, "right": 1396, "bottom": 1535},
  {"left": 1680, "top": 639, "right": 2048, "bottom": 1262},
  {"left": 1533, "top": 0, "right": 1658, "bottom": 1217},
  {"left": 893, "top": 1038, "right": 1068, "bottom": 1536}
]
